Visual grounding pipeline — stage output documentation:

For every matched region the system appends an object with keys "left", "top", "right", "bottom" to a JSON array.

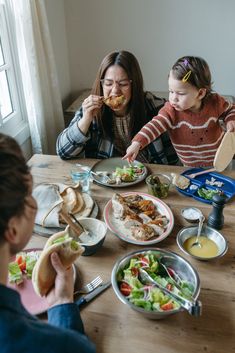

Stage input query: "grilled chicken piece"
[
  {"left": 112, "top": 193, "right": 136, "bottom": 219},
  {"left": 130, "top": 224, "right": 155, "bottom": 241},
  {"left": 103, "top": 95, "right": 125, "bottom": 109},
  {"left": 147, "top": 223, "right": 164, "bottom": 236},
  {"left": 148, "top": 215, "right": 168, "bottom": 227},
  {"left": 123, "top": 214, "right": 142, "bottom": 228},
  {"left": 138, "top": 213, "right": 152, "bottom": 223}
]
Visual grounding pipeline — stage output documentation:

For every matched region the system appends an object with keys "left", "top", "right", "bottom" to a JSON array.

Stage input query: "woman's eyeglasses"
[{"left": 100, "top": 79, "right": 132, "bottom": 90}]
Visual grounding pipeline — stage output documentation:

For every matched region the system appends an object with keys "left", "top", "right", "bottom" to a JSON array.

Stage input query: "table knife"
[{"left": 75, "top": 281, "right": 111, "bottom": 307}]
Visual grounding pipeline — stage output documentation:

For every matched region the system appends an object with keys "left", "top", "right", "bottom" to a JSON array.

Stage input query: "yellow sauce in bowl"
[{"left": 183, "top": 236, "right": 218, "bottom": 258}]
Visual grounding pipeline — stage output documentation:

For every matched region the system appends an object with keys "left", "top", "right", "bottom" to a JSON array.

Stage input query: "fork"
[{"left": 74, "top": 275, "right": 103, "bottom": 295}]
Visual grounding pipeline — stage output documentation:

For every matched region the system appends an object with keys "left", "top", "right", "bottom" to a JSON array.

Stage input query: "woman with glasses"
[
  {"left": 56, "top": 50, "right": 179, "bottom": 165},
  {"left": 0, "top": 133, "right": 95, "bottom": 353}
]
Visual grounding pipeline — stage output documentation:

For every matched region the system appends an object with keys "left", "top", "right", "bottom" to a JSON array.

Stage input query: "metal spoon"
[
  {"left": 139, "top": 268, "right": 202, "bottom": 316},
  {"left": 191, "top": 215, "right": 205, "bottom": 248},
  {"left": 68, "top": 212, "right": 92, "bottom": 237}
]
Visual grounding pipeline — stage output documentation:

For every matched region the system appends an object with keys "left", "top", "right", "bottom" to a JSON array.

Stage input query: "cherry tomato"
[
  {"left": 131, "top": 267, "right": 139, "bottom": 277},
  {"left": 161, "top": 302, "right": 174, "bottom": 311},
  {"left": 120, "top": 282, "right": 132, "bottom": 296},
  {"left": 16, "top": 255, "right": 26, "bottom": 272},
  {"left": 166, "top": 283, "right": 173, "bottom": 291}
]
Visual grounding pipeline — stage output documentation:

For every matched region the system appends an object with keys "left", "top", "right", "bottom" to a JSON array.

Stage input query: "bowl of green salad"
[{"left": 111, "top": 248, "right": 200, "bottom": 319}]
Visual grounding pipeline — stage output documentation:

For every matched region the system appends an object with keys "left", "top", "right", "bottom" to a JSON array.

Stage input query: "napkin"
[
  {"left": 33, "top": 183, "right": 81, "bottom": 228},
  {"left": 213, "top": 132, "right": 235, "bottom": 172}
]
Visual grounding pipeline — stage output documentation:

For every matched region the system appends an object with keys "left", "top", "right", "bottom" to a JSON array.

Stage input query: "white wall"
[
  {"left": 44, "top": 0, "right": 71, "bottom": 107},
  {"left": 45, "top": 0, "right": 235, "bottom": 101},
  {"left": 66, "top": 0, "right": 235, "bottom": 97}
]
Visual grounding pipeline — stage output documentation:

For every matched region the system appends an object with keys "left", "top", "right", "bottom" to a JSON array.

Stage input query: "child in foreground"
[{"left": 124, "top": 56, "right": 235, "bottom": 167}]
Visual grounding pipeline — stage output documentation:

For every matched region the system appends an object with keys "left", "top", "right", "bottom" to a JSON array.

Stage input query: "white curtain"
[{"left": 9, "top": 0, "right": 64, "bottom": 154}]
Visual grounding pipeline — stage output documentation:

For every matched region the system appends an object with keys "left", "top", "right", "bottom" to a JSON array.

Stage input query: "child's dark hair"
[
  {"left": 0, "top": 133, "right": 30, "bottom": 238},
  {"left": 171, "top": 56, "right": 212, "bottom": 98}
]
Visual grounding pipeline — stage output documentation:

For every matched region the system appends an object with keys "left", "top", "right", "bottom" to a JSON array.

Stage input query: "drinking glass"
[{"left": 70, "top": 165, "right": 90, "bottom": 192}]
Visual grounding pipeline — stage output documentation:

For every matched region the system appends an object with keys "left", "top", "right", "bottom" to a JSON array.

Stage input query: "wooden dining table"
[{"left": 28, "top": 154, "right": 235, "bottom": 353}]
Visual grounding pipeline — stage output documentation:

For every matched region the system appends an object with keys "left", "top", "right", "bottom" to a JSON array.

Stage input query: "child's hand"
[
  {"left": 226, "top": 121, "right": 235, "bottom": 132},
  {"left": 123, "top": 141, "right": 141, "bottom": 162}
]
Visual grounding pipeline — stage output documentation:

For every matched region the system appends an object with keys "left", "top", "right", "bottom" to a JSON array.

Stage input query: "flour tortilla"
[
  {"left": 60, "top": 189, "right": 87, "bottom": 223},
  {"left": 71, "top": 190, "right": 84, "bottom": 213},
  {"left": 213, "top": 132, "right": 235, "bottom": 172},
  {"left": 61, "top": 187, "right": 81, "bottom": 214},
  {"left": 171, "top": 173, "right": 190, "bottom": 190},
  {"left": 60, "top": 192, "right": 94, "bottom": 225},
  {"left": 32, "top": 230, "right": 84, "bottom": 297},
  {"left": 75, "top": 193, "right": 94, "bottom": 218}
]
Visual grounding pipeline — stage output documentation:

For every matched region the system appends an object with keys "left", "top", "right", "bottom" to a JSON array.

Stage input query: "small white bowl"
[
  {"left": 181, "top": 207, "right": 203, "bottom": 223},
  {"left": 69, "top": 217, "right": 107, "bottom": 256}
]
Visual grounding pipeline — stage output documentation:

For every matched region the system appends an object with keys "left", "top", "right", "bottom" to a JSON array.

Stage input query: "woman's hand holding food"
[
  {"left": 78, "top": 95, "right": 103, "bottom": 134},
  {"left": 45, "top": 252, "right": 74, "bottom": 308},
  {"left": 82, "top": 95, "right": 103, "bottom": 118},
  {"left": 123, "top": 141, "right": 141, "bottom": 163}
]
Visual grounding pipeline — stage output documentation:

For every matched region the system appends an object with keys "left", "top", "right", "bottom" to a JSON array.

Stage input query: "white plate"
[
  {"left": 34, "top": 201, "right": 99, "bottom": 237},
  {"left": 104, "top": 192, "right": 174, "bottom": 245}
]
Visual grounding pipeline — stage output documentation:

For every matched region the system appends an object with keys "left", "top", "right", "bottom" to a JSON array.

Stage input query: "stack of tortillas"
[
  {"left": 33, "top": 183, "right": 94, "bottom": 228},
  {"left": 214, "top": 132, "right": 235, "bottom": 172},
  {"left": 59, "top": 186, "right": 94, "bottom": 223}
]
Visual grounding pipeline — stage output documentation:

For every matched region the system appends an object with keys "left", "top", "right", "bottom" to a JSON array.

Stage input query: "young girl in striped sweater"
[{"left": 123, "top": 56, "right": 235, "bottom": 167}]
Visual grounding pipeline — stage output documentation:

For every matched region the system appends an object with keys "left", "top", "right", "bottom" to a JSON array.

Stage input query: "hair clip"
[
  {"left": 182, "top": 70, "right": 192, "bottom": 82},
  {"left": 183, "top": 59, "right": 189, "bottom": 67}
]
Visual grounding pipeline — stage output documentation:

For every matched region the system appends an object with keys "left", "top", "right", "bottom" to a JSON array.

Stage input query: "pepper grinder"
[{"left": 207, "top": 193, "right": 227, "bottom": 230}]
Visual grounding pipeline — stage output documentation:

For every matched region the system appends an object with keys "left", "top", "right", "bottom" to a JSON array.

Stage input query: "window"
[{"left": 0, "top": 1, "right": 29, "bottom": 143}]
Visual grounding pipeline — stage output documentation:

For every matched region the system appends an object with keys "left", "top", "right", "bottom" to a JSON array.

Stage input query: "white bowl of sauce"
[{"left": 176, "top": 225, "right": 228, "bottom": 261}]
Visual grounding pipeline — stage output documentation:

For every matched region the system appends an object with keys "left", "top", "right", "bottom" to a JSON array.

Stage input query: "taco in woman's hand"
[{"left": 32, "top": 230, "right": 84, "bottom": 297}]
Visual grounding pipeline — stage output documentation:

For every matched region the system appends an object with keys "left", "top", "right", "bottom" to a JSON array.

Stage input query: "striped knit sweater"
[{"left": 133, "top": 93, "right": 235, "bottom": 167}]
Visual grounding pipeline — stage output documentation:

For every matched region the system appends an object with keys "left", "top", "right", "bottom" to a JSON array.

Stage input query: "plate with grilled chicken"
[{"left": 104, "top": 192, "right": 174, "bottom": 245}]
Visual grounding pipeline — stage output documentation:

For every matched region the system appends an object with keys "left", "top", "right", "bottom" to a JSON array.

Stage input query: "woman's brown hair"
[
  {"left": 171, "top": 56, "right": 212, "bottom": 98},
  {"left": 0, "top": 133, "right": 30, "bottom": 237},
  {"left": 91, "top": 50, "right": 146, "bottom": 138}
]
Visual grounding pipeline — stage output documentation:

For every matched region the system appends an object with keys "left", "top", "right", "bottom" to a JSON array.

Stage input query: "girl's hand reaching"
[{"left": 123, "top": 141, "right": 141, "bottom": 162}]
